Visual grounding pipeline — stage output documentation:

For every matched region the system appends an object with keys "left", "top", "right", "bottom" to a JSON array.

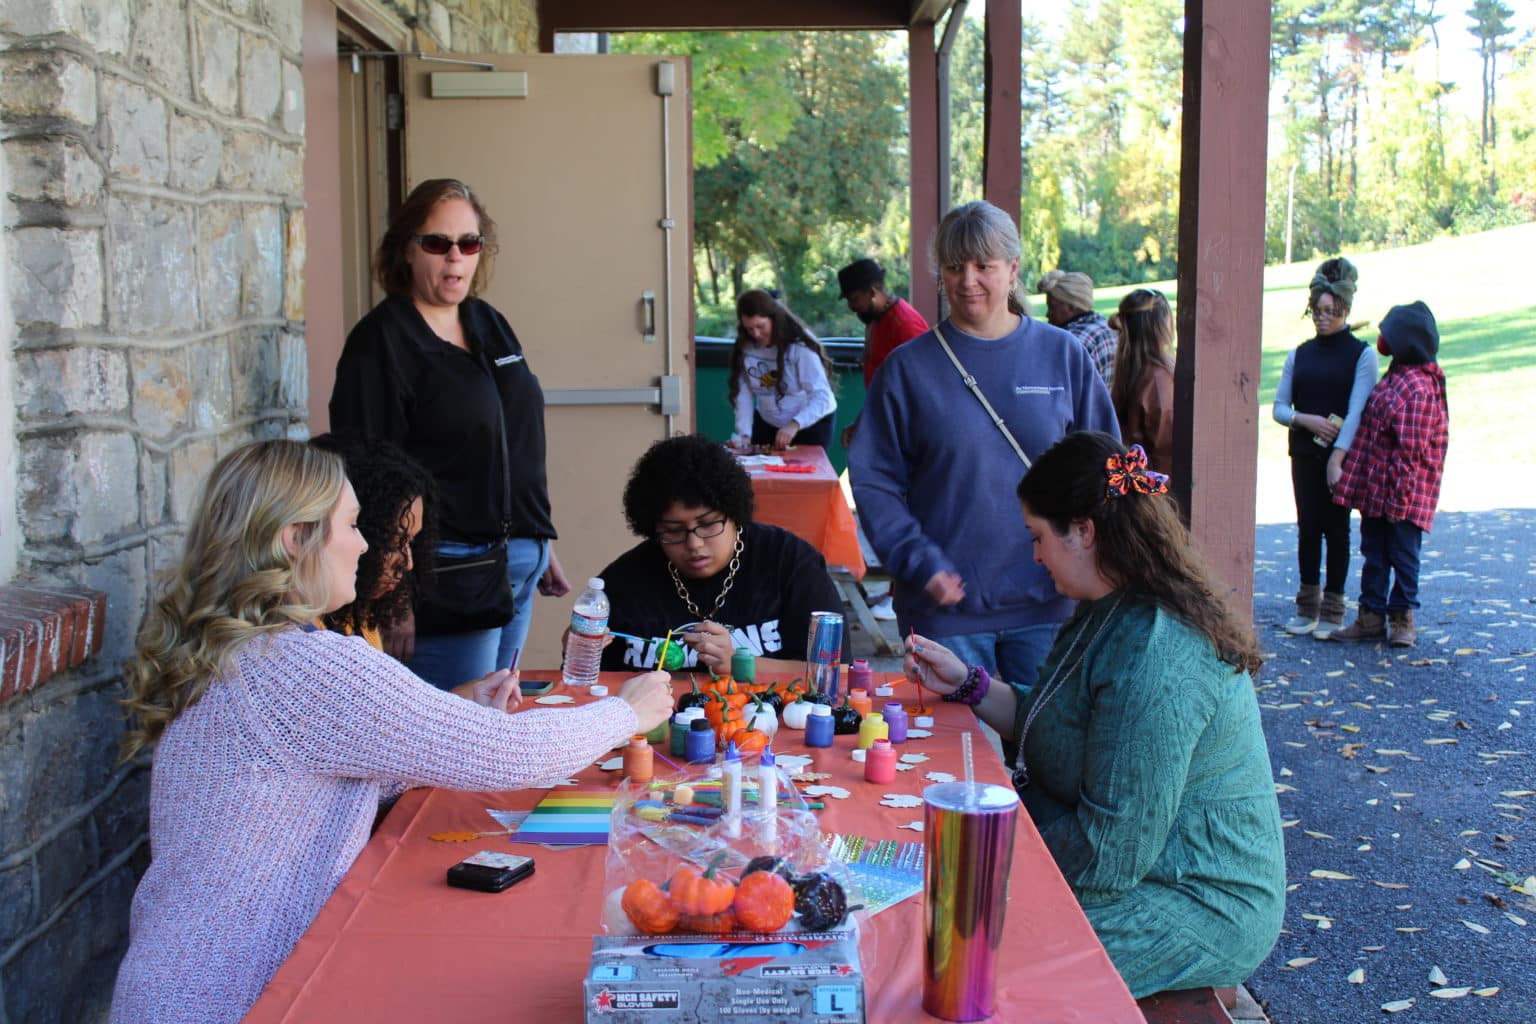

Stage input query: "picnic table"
[
  {"left": 244, "top": 671, "right": 1139, "bottom": 1023},
  {"left": 739, "top": 445, "right": 866, "bottom": 581}
]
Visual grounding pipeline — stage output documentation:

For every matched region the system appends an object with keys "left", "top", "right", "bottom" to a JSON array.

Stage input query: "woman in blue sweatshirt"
[{"left": 848, "top": 201, "right": 1118, "bottom": 693}]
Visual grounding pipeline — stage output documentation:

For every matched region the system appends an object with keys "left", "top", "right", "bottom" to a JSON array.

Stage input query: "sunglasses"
[{"left": 413, "top": 233, "right": 484, "bottom": 256}]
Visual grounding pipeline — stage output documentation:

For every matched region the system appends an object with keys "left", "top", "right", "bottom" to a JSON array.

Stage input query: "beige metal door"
[{"left": 403, "top": 54, "right": 693, "bottom": 668}]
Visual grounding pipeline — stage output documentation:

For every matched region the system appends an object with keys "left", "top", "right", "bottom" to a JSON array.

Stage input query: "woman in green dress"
[{"left": 907, "top": 431, "right": 1284, "bottom": 998}]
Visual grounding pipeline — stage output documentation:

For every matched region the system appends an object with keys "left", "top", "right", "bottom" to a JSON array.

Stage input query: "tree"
[{"left": 1467, "top": 0, "right": 1516, "bottom": 179}]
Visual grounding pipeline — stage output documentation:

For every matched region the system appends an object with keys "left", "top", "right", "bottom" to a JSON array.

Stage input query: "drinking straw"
[
  {"left": 961, "top": 731, "right": 975, "bottom": 801},
  {"left": 609, "top": 630, "right": 648, "bottom": 643}
]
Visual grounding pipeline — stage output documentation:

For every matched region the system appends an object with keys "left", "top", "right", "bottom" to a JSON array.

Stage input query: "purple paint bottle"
[{"left": 882, "top": 701, "right": 909, "bottom": 744}]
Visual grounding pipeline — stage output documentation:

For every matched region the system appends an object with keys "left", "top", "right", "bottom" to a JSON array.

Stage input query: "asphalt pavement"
[{"left": 1246, "top": 508, "right": 1536, "bottom": 1023}]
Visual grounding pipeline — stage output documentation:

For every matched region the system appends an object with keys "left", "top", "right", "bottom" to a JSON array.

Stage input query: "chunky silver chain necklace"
[
  {"left": 667, "top": 536, "right": 745, "bottom": 621},
  {"left": 1012, "top": 594, "right": 1123, "bottom": 789}
]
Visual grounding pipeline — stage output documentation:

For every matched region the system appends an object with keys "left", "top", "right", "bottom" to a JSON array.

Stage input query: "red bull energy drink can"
[{"left": 804, "top": 610, "right": 844, "bottom": 701}]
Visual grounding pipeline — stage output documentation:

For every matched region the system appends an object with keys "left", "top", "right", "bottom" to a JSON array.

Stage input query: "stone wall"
[
  {"left": 0, "top": 0, "right": 308, "bottom": 1019},
  {"left": 0, "top": 0, "right": 537, "bottom": 1020}
]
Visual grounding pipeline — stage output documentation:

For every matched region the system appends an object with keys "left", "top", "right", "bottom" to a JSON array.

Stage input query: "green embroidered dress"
[{"left": 1010, "top": 594, "right": 1285, "bottom": 998}]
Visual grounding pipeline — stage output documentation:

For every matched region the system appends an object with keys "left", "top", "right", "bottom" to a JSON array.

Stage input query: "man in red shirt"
[{"left": 837, "top": 258, "right": 929, "bottom": 447}]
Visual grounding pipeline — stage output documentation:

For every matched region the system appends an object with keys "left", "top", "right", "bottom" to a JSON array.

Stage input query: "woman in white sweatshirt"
[{"left": 729, "top": 289, "right": 837, "bottom": 450}]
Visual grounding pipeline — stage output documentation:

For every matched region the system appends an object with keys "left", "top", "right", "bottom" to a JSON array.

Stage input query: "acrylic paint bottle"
[
  {"left": 882, "top": 701, "right": 909, "bottom": 744},
  {"left": 804, "top": 704, "right": 835, "bottom": 748},
  {"left": 857, "top": 712, "right": 889, "bottom": 750},
  {"left": 685, "top": 718, "right": 717, "bottom": 763},
  {"left": 623, "top": 736, "right": 654, "bottom": 784},
  {"left": 864, "top": 738, "right": 897, "bottom": 783}
]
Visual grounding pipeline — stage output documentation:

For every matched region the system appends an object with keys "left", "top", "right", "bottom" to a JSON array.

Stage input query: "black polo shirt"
[{"left": 330, "top": 294, "right": 555, "bottom": 543}]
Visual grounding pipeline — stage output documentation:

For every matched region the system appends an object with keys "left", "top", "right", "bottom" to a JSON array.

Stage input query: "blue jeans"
[
  {"left": 409, "top": 538, "right": 550, "bottom": 690},
  {"left": 938, "top": 623, "right": 1061, "bottom": 699},
  {"left": 1358, "top": 517, "right": 1423, "bottom": 613}
]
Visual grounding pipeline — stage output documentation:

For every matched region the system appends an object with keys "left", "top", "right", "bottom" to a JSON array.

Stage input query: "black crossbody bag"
[{"left": 415, "top": 352, "right": 517, "bottom": 635}]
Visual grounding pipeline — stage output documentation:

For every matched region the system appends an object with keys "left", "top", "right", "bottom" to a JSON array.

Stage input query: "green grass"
[{"left": 1035, "top": 221, "right": 1536, "bottom": 521}]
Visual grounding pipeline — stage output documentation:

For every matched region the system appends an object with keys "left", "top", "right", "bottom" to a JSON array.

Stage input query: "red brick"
[{"left": 0, "top": 584, "right": 109, "bottom": 705}]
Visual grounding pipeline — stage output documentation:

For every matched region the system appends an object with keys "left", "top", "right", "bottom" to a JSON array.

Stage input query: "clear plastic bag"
[{"left": 599, "top": 757, "right": 864, "bottom": 940}]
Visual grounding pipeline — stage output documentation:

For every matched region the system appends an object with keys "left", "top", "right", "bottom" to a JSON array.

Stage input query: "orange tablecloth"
[
  {"left": 245, "top": 672, "right": 1138, "bottom": 1023},
  {"left": 742, "top": 445, "right": 866, "bottom": 580}
]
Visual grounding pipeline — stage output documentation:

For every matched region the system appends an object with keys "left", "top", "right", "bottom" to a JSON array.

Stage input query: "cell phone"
[
  {"left": 519, "top": 679, "right": 555, "bottom": 696},
  {"left": 446, "top": 851, "right": 535, "bottom": 893}
]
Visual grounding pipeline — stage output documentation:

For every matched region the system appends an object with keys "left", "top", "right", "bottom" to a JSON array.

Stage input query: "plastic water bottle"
[{"left": 562, "top": 577, "right": 609, "bottom": 686}]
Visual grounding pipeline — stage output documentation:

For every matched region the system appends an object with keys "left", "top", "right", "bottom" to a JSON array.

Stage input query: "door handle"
[{"left": 641, "top": 290, "right": 656, "bottom": 343}]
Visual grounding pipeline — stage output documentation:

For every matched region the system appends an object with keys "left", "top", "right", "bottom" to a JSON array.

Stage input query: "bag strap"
[{"left": 933, "top": 324, "right": 1032, "bottom": 470}]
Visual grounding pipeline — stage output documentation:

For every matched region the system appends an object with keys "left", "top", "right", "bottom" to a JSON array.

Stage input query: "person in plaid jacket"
[{"left": 1326, "top": 301, "right": 1448, "bottom": 647}]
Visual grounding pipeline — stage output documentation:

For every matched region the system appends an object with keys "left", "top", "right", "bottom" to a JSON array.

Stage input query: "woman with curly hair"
[
  {"left": 596, "top": 433, "right": 843, "bottom": 675},
  {"left": 906, "top": 431, "right": 1283, "bottom": 999},
  {"left": 729, "top": 289, "right": 837, "bottom": 450},
  {"left": 309, "top": 433, "right": 437, "bottom": 653},
  {"left": 1109, "top": 289, "right": 1175, "bottom": 476},
  {"left": 110, "top": 440, "right": 672, "bottom": 1024}
]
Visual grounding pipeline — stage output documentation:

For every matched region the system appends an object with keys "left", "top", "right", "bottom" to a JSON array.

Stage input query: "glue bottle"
[
  {"left": 758, "top": 746, "right": 779, "bottom": 846},
  {"left": 721, "top": 742, "right": 743, "bottom": 838},
  {"left": 864, "top": 738, "right": 896, "bottom": 783},
  {"left": 804, "top": 704, "right": 834, "bottom": 748}
]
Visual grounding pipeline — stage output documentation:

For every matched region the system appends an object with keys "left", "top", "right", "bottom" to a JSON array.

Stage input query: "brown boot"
[
  {"left": 1284, "top": 584, "right": 1322, "bottom": 635},
  {"left": 1328, "top": 608, "right": 1386, "bottom": 642},
  {"left": 1388, "top": 610, "right": 1417, "bottom": 648},
  {"left": 1311, "top": 590, "right": 1347, "bottom": 640}
]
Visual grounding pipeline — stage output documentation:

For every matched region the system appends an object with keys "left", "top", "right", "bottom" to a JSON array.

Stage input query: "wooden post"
[
  {"left": 981, "top": 0, "right": 1020, "bottom": 223},
  {"left": 1173, "top": 0, "right": 1271, "bottom": 612},
  {"left": 908, "top": 21, "right": 940, "bottom": 324}
]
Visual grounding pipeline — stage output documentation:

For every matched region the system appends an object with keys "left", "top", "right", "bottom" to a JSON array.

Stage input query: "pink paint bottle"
[
  {"left": 848, "top": 659, "right": 873, "bottom": 694},
  {"left": 864, "top": 738, "right": 897, "bottom": 783}
]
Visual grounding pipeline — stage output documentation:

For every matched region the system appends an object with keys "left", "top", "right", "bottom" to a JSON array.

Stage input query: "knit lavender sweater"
[{"left": 109, "top": 629, "right": 638, "bottom": 1024}]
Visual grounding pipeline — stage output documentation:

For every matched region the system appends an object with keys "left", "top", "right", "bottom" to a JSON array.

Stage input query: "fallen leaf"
[
  {"left": 1461, "top": 919, "right": 1491, "bottom": 935},
  {"left": 1428, "top": 966, "right": 1449, "bottom": 986},
  {"left": 1311, "top": 869, "right": 1357, "bottom": 880},
  {"left": 1381, "top": 999, "right": 1415, "bottom": 1013},
  {"left": 1453, "top": 858, "right": 1472, "bottom": 870},
  {"left": 1348, "top": 968, "right": 1366, "bottom": 984},
  {"left": 1275, "top": 783, "right": 1299, "bottom": 793},
  {"left": 1395, "top": 927, "right": 1425, "bottom": 933},
  {"left": 1340, "top": 724, "right": 1361, "bottom": 733},
  {"left": 1304, "top": 830, "right": 1335, "bottom": 840},
  {"left": 1472, "top": 987, "right": 1500, "bottom": 997},
  {"left": 1506, "top": 913, "right": 1527, "bottom": 926},
  {"left": 1285, "top": 956, "right": 1318, "bottom": 968},
  {"left": 1372, "top": 881, "right": 1410, "bottom": 889},
  {"left": 1366, "top": 765, "right": 1391, "bottom": 774},
  {"left": 1500, "top": 790, "right": 1536, "bottom": 798},
  {"left": 1282, "top": 819, "right": 1302, "bottom": 828},
  {"left": 1375, "top": 749, "right": 1411, "bottom": 756},
  {"left": 1424, "top": 738, "right": 1458, "bottom": 745},
  {"left": 1430, "top": 987, "right": 1472, "bottom": 999}
]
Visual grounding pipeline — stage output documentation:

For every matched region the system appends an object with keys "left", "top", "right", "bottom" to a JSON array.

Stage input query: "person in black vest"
[
  {"left": 1271, "top": 257, "right": 1378, "bottom": 638},
  {"left": 330, "top": 179, "right": 570, "bottom": 689},
  {"left": 597, "top": 434, "right": 843, "bottom": 676}
]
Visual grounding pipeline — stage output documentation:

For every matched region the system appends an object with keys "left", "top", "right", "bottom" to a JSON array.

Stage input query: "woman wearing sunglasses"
[
  {"left": 330, "top": 179, "right": 570, "bottom": 690},
  {"left": 595, "top": 434, "right": 843, "bottom": 676}
]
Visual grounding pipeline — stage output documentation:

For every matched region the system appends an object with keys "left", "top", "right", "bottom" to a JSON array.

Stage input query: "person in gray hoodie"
[{"left": 849, "top": 201, "right": 1119, "bottom": 693}]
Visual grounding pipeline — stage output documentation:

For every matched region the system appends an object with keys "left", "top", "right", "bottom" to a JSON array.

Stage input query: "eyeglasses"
[
  {"left": 655, "top": 518, "right": 729, "bottom": 546},
  {"left": 413, "top": 233, "right": 484, "bottom": 256}
]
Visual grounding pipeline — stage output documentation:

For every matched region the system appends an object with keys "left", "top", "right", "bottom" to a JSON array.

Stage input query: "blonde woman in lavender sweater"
[{"left": 109, "top": 440, "right": 672, "bottom": 1024}]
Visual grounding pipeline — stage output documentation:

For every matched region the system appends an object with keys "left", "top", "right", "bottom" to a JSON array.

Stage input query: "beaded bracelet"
[{"left": 943, "top": 664, "right": 991, "bottom": 706}]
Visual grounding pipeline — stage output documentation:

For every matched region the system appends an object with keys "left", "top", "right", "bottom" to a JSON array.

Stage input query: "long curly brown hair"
[{"left": 1017, "top": 431, "right": 1262, "bottom": 674}]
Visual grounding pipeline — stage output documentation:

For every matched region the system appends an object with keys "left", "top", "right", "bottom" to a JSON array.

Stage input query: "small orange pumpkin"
[
  {"left": 669, "top": 854, "right": 736, "bottom": 915},
  {"left": 621, "top": 878, "right": 680, "bottom": 934},
  {"left": 732, "top": 871, "right": 795, "bottom": 932}
]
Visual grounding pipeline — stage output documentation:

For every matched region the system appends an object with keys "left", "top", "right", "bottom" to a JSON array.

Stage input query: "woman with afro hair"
[
  {"left": 310, "top": 433, "right": 438, "bottom": 656},
  {"left": 596, "top": 434, "right": 843, "bottom": 675}
]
